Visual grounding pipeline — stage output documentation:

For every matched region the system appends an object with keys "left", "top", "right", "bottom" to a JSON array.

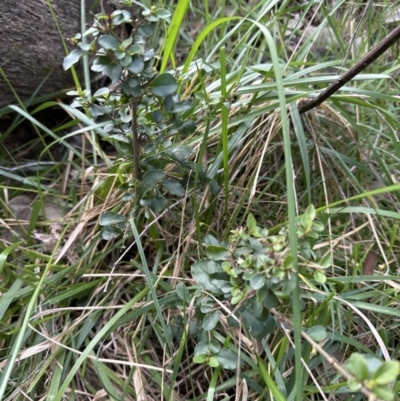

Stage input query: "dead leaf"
[{"left": 363, "top": 250, "right": 378, "bottom": 275}]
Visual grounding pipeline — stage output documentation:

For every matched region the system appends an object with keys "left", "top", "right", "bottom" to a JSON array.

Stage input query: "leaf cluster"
[
  {"left": 346, "top": 353, "right": 400, "bottom": 401},
  {"left": 190, "top": 205, "right": 330, "bottom": 366},
  {"left": 63, "top": 1, "right": 200, "bottom": 237},
  {"left": 192, "top": 205, "right": 328, "bottom": 303}
]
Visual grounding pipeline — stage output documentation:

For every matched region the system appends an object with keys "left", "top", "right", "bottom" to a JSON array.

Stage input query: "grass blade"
[
  {"left": 247, "top": 18, "right": 302, "bottom": 400},
  {"left": 160, "top": 0, "right": 190, "bottom": 72},
  {"left": 129, "top": 218, "right": 171, "bottom": 348}
]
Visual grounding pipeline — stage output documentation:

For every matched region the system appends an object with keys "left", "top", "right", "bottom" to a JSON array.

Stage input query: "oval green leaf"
[
  {"left": 103, "top": 64, "right": 122, "bottom": 84},
  {"left": 193, "top": 354, "right": 207, "bottom": 364},
  {"left": 98, "top": 34, "right": 120, "bottom": 49},
  {"left": 347, "top": 353, "right": 369, "bottom": 380},
  {"left": 127, "top": 55, "right": 145, "bottom": 74},
  {"left": 101, "top": 226, "right": 122, "bottom": 240},
  {"left": 203, "top": 311, "right": 220, "bottom": 331},
  {"left": 205, "top": 245, "right": 229, "bottom": 261},
  {"left": 142, "top": 169, "right": 166, "bottom": 189},
  {"left": 372, "top": 361, "right": 400, "bottom": 385},
  {"left": 247, "top": 213, "right": 257, "bottom": 231},
  {"left": 216, "top": 349, "right": 239, "bottom": 370},
  {"left": 250, "top": 273, "right": 266, "bottom": 290},
  {"left": 162, "top": 180, "right": 185, "bottom": 196},
  {"left": 208, "top": 356, "right": 220, "bottom": 368},
  {"left": 319, "top": 254, "right": 332, "bottom": 269},
  {"left": 314, "top": 270, "right": 326, "bottom": 284},
  {"left": 99, "top": 211, "right": 126, "bottom": 226},
  {"left": 93, "top": 87, "right": 110, "bottom": 98},
  {"left": 138, "top": 24, "right": 155, "bottom": 37},
  {"left": 166, "top": 145, "right": 194, "bottom": 160},
  {"left": 178, "top": 120, "right": 197, "bottom": 135},
  {"left": 150, "top": 73, "right": 177, "bottom": 97},
  {"left": 176, "top": 283, "right": 190, "bottom": 301},
  {"left": 307, "top": 325, "right": 327, "bottom": 342},
  {"left": 305, "top": 204, "right": 316, "bottom": 221},
  {"left": 156, "top": 8, "right": 171, "bottom": 18},
  {"left": 63, "top": 49, "right": 86, "bottom": 70},
  {"left": 191, "top": 259, "right": 223, "bottom": 293}
]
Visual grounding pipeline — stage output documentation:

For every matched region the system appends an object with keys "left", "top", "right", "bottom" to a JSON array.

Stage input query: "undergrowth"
[{"left": 1, "top": 0, "right": 400, "bottom": 400}]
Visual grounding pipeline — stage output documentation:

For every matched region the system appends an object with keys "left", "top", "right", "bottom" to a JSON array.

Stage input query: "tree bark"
[{"left": 0, "top": 1, "right": 94, "bottom": 107}]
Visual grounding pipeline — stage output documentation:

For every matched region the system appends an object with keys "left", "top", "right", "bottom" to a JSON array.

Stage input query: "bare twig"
[
  {"left": 0, "top": 161, "right": 63, "bottom": 171},
  {"left": 299, "top": 24, "right": 400, "bottom": 114}
]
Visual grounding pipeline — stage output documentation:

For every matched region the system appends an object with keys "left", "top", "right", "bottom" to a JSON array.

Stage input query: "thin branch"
[
  {"left": 299, "top": 24, "right": 400, "bottom": 114},
  {"left": 0, "top": 162, "right": 63, "bottom": 172}
]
